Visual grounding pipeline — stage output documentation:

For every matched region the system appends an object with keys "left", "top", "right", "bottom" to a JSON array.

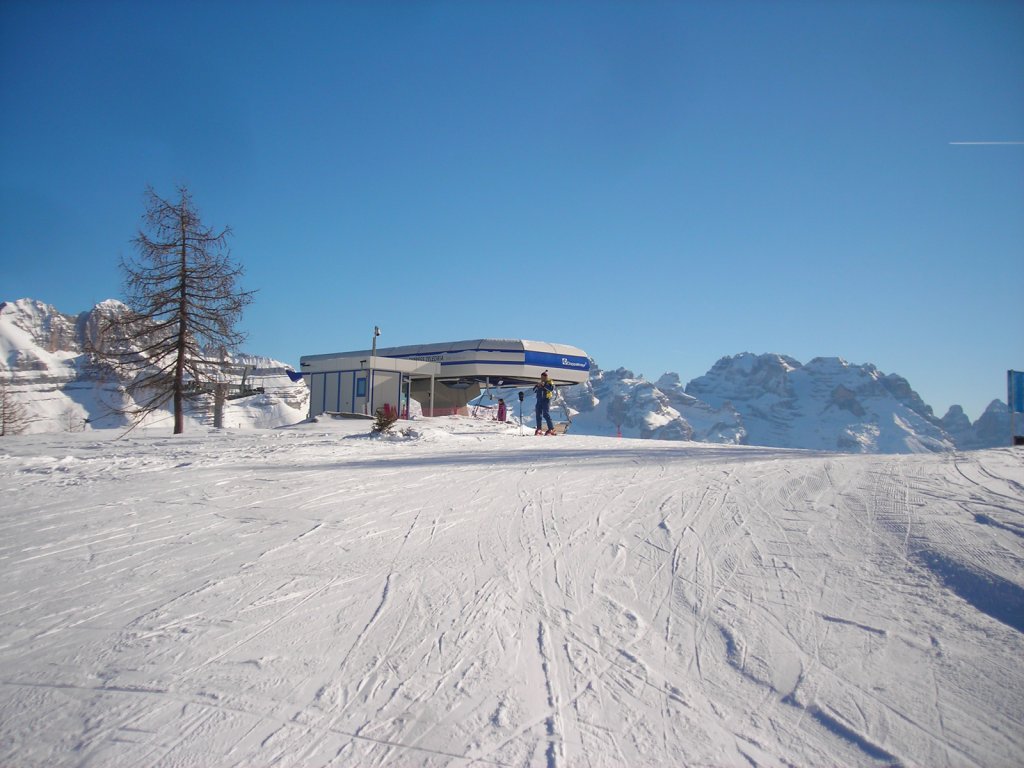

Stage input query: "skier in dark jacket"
[{"left": 533, "top": 371, "right": 556, "bottom": 435}]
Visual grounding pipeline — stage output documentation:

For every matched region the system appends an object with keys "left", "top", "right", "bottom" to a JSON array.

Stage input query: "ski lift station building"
[{"left": 299, "top": 339, "right": 590, "bottom": 418}]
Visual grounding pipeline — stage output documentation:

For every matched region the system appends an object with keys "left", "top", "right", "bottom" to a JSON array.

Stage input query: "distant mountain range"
[
  {"left": 1, "top": 298, "right": 1012, "bottom": 453},
  {"left": 560, "top": 356, "right": 1011, "bottom": 452}
]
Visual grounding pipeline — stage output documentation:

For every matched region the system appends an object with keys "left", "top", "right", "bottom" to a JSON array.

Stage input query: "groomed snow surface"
[{"left": 1, "top": 416, "right": 1022, "bottom": 767}]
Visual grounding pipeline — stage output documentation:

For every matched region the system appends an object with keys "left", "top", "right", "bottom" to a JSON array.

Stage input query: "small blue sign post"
[{"left": 1009, "top": 370, "right": 1024, "bottom": 446}]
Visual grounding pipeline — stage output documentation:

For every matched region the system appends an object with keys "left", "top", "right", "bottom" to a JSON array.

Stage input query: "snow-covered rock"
[
  {"left": 940, "top": 404, "right": 975, "bottom": 446},
  {"left": 946, "top": 400, "right": 1014, "bottom": 450},
  {"left": 976, "top": 400, "right": 1013, "bottom": 444},
  {"left": 0, "top": 299, "right": 81, "bottom": 381},
  {"left": 0, "top": 298, "right": 308, "bottom": 434},
  {"left": 684, "top": 353, "right": 957, "bottom": 453},
  {"left": 562, "top": 365, "right": 695, "bottom": 440},
  {"left": 563, "top": 353, "right": 1004, "bottom": 453},
  {"left": 654, "top": 372, "right": 746, "bottom": 444}
]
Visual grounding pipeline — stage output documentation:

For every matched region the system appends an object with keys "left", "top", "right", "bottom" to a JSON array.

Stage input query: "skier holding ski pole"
[{"left": 533, "top": 371, "right": 556, "bottom": 435}]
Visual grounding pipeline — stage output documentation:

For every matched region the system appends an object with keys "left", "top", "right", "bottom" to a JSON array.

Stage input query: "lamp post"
[{"left": 367, "top": 327, "right": 381, "bottom": 416}]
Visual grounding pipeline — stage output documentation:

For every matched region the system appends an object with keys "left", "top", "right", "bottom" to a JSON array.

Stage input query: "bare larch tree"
[
  {"left": 102, "top": 186, "right": 255, "bottom": 434},
  {"left": 0, "top": 380, "right": 31, "bottom": 436}
]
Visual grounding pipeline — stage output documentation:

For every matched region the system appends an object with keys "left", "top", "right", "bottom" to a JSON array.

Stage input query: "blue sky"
[{"left": 2, "top": 0, "right": 1022, "bottom": 421}]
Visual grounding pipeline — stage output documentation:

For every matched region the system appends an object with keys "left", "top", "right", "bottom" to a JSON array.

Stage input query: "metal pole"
[
  {"left": 1011, "top": 370, "right": 1017, "bottom": 446},
  {"left": 368, "top": 328, "right": 380, "bottom": 417}
]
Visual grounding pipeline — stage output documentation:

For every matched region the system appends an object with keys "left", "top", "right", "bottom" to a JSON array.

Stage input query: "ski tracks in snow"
[{"left": 1, "top": 428, "right": 1022, "bottom": 766}]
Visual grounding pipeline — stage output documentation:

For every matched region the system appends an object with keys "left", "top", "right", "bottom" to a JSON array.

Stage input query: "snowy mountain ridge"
[
  {"left": 553, "top": 356, "right": 1009, "bottom": 453},
  {"left": 0, "top": 298, "right": 309, "bottom": 432},
  {"left": 1, "top": 297, "right": 1011, "bottom": 451}
]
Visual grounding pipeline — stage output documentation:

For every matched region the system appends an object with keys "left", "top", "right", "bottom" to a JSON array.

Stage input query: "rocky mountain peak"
[{"left": 1, "top": 298, "right": 81, "bottom": 355}]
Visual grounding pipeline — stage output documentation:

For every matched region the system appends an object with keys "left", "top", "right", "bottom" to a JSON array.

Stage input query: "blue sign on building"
[{"left": 524, "top": 350, "right": 591, "bottom": 373}]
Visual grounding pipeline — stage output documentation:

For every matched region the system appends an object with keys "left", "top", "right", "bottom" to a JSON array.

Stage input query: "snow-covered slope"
[
  {"left": 942, "top": 400, "right": 1014, "bottom": 450},
  {"left": 0, "top": 298, "right": 308, "bottom": 433},
  {"left": 1, "top": 420, "right": 1021, "bottom": 766}
]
